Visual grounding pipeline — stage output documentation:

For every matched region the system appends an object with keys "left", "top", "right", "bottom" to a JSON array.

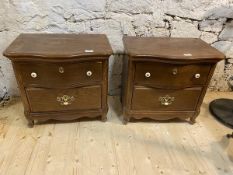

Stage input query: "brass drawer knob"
[
  {"left": 59, "top": 67, "right": 64, "bottom": 73},
  {"left": 159, "top": 95, "right": 175, "bottom": 106},
  {"left": 57, "top": 95, "right": 75, "bottom": 106},
  {"left": 145, "top": 72, "right": 151, "bottom": 78},
  {"left": 31, "top": 72, "right": 37, "bottom": 78},
  {"left": 195, "top": 73, "right": 200, "bottom": 79},
  {"left": 86, "top": 71, "right": 92, "bottom": 77}
]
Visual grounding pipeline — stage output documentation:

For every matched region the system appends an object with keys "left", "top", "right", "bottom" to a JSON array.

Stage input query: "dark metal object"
[{"left": 209, "top": 98, "right": 233, "bottom": 138}]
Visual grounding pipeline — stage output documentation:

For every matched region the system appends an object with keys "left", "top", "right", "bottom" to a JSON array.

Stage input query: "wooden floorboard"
[{"left": 0, "top": 92, "right": 233, "bottom": 175}]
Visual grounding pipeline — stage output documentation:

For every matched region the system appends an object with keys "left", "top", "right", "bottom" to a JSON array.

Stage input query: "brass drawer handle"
[
  {"left": 59, "top": 67, "right": 64, "bottom": 73},
  {"left": 145, "top": 72, "right": 151, "bottom": 78},
  {"left": 195, "top": 73, "right": 200, "bottom": 79},
  {"left": 86, "top": 70, "right": 92, "bottom": 77},
  {"left": 57, "top": 95, "right": 75, "bottom": 106},
  {"left": 31, "top": 72, "right": 37, "bottom": 78},
  {"left": 159, "top": 95, "right": 175, "bottom": 106}
]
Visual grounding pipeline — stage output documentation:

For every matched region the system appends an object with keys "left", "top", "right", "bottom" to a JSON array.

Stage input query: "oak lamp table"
[
  {"left": 122, "top": 37, "right": 225, "bottom": 124},
  {"left": 3, "top": 34, "right": 112, "bottom": 127}
]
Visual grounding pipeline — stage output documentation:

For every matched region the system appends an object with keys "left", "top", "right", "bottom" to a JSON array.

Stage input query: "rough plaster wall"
[{"left": 0, "top": 0, "right": 233, "bottom": 101}]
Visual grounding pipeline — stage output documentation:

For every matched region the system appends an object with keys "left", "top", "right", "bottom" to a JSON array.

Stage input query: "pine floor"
[{"left": 0, "top": 92, "right": 233, "bottom": 175}]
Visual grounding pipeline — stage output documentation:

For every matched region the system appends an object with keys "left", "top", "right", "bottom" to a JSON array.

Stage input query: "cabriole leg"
[
  {"left": 101, "top": 113, "right": 107, "bottom": 122},
  {"left": 189, "top": 110, "right": 200, "bottom": 125},
  {"left": 27, "top": 119, "right": 34, "bottom": 128},
  {"left": 123, "top": 117, "right": 130, "bottom": 125}
]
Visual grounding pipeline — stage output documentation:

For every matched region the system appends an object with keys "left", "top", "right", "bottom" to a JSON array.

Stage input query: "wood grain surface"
[
  {"left": 4, "top": 34, "right": 113, "bottom": 59},
  {"left": 14, "top": 61, "right": 103, "bottom": 88},
  {"left": 134, "top": 62, "right": 211, "bottom": 88},
  {"left": 123, "top": 37, "right": 225, "bottom": 60}
]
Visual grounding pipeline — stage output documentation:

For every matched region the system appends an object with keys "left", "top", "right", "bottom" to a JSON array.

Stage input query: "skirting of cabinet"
[
  {"left": 27, "top": 109, "right": 107, "bottom": 122},
  {"left": 123, "top": 109, "right": 198, "bottom": 122}
]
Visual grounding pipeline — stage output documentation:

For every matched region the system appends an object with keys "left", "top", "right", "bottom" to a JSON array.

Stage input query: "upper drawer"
[
  {"left": 134, "top": 62, "right": 211, "bottom": 88},
  {"left": 15, "top": 61, "right": 103, "bottom": 88}
]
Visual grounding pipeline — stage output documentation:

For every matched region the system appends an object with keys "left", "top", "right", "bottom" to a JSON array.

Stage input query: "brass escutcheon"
[
  {"left": 57, "top": 95, "right": 75, "bottom": 106},
  {"left": 159, "top": 95, "right": 175, "bottom": 106},
  {"left": 59, "top": 67, "right": 64, "bottom": 73}
]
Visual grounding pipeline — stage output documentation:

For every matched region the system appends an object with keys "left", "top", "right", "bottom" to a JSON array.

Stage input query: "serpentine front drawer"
[
  {"left": 14, "top": 61, "right": 103, "bottom": 88},
  {"left": 134, "top": 62, "right": 211, "bottom": 88}
]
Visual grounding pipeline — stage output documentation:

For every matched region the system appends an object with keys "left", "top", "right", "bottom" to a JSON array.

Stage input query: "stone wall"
[{"left": 0, "top": 0, "right": 233, "bottom": 101}]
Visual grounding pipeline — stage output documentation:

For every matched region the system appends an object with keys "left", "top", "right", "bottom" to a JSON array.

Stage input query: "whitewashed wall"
[{"left": 0, "top": 0, "right": 233, "bottom": 102}]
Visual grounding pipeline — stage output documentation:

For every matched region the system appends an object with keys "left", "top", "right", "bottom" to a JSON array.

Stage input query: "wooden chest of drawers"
[
  {"left": 3, "top": 34, "right": 112, "bottom": 127},
  {"left": 122, "top": 37, "right": 225, "bottom": 124}
]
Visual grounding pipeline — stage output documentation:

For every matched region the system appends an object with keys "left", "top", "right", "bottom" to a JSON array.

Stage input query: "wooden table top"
[
  {"left": 123, "top": 36, "right": 225, "bottom": 60},
  {"left": 4, "top": 34, "right": 113, "bottom": 59}
]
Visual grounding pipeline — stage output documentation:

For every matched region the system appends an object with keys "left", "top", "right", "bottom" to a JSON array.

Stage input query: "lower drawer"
[
  {"left": 131, "top": 86, "right": 202, "bottom": 111},
  {"left": 26, "top": 86, "right": 101, "bottom": 112}
]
